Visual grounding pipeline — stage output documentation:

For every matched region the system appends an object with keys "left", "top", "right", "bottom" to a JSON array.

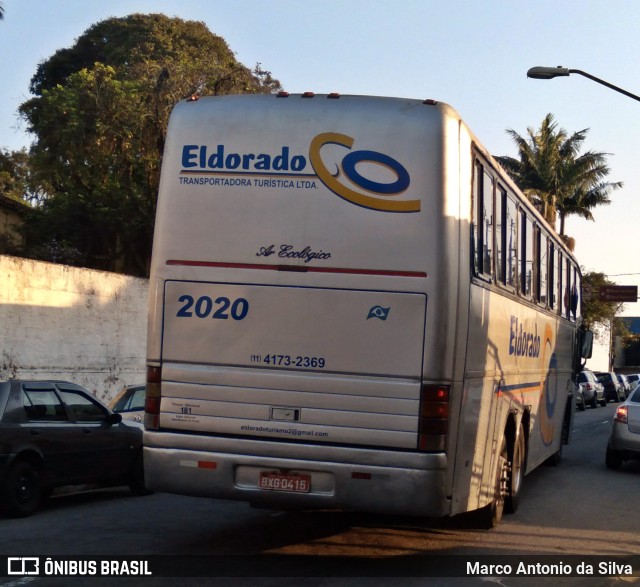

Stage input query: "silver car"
[
  {"left": 109, "top": 385, "right": 145, "bottom": 424},
  {"left": 627, "top": 374, "right": 640, "bottom": 392},
  {"left": 577, "top": 369, "right": 606, "bottom": 409},
  {"left": 605, "top": 386, "right": 640, "bottom": 469}
]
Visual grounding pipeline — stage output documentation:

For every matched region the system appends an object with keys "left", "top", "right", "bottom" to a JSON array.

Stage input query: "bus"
[{"left": 143, "top": 93, "right": 592, "bottom": 527}]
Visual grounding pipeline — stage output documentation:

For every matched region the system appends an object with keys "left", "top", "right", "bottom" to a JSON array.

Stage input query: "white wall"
[{"left": 0, "top": 255, "right": 147, "bottom": 403}]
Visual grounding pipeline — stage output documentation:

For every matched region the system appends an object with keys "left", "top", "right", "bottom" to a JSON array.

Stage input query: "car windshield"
[
  {"left": 631, "top": 388, "right": 640, "bottom": 403},
  {"left": 113, "top": 387, "right": 145, "bottom": 412}
]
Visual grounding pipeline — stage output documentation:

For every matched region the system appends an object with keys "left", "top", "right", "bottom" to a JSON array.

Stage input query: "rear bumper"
[
  {"left": 581, "top": 389, "right": 595, "bottom": 402},
  {"left": 608, "top": 422, "right": 640, "bottom": 455},
  {"left": 144, "top": 431, "right": 450, "bottom": 517}
]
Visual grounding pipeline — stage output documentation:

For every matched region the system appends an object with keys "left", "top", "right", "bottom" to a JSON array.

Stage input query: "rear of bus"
[{"left": 144, "top": 94, "right": 468, "bottom": 517}]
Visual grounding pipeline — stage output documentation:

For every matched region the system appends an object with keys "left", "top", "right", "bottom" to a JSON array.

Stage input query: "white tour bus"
[{"left": 144, "top": 93, "right": 592, "bottom": 526}]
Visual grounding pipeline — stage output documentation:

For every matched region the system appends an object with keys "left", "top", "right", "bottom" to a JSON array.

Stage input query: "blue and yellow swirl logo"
[
  {"left": 538, "top": 324, "right": 557, "bottom": 446},
  {"left": 309, "top": 133, "right": 421, "bottom": 213}
]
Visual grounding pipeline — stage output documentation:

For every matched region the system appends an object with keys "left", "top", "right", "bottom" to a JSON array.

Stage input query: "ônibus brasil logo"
[{"left": 180, "top": 132, "right": 420, "bottom": 213}]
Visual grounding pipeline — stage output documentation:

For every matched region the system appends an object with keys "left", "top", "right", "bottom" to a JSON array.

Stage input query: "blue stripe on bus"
[{"left": 498, "top": 381, "right": 541, "bottom": 395}]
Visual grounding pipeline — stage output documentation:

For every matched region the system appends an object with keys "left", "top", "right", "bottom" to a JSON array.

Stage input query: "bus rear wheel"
[
  {"left": 506, "top": 423, "right": 526, "bottom": 514},
  {"left": 477, "top": 434, "right": 508, "bottom": 528}
]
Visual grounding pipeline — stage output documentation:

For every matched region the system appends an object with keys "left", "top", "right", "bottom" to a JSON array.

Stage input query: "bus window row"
[{"left": 472, "top": 157, "right": 580, "bottom": 322}]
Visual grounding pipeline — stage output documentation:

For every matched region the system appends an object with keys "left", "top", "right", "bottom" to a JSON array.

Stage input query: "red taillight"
[
  {"left": 418, "top": 384, "right": 450, "bottom": 452},
  {"left": 145, "top": 396, "right": 161, "bottom": 414},
  {"left": 147, "top": 365, "right": 161, "bottom": 384},
  {"left": 614, "top": 405, "right": 628, "bottom": 424},
  {"left": 145, "top": 365, "right": 162, "bottom": 429}
]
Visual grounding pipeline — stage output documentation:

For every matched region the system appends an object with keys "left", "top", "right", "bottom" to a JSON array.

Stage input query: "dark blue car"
[{"left": 0, "top": 380, "right": 147, "bottom": 517}]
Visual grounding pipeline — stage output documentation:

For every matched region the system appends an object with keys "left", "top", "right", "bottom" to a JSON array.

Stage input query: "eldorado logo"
[
  {"left": 309, "top": 132, "right": 420, "bottom": 213},
  {"left": 180, "top": 132, "right": 421, "bottom": 213}
]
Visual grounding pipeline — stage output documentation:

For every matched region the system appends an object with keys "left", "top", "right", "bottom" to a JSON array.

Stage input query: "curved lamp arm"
[{"left": 527, "top": 66, "right": 640, "bottom": 103}]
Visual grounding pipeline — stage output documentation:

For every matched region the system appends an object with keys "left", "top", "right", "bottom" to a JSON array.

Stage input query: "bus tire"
[
  {"left": 476, "top": 434, "right": 508, "bottom": 529},
  {"left": 506, "top": 423, "right": 526, "bottom": 514}
]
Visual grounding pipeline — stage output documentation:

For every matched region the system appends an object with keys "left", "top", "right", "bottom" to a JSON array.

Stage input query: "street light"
[{"left": 527, "top": 66, "right": 640, "bottom": 103}]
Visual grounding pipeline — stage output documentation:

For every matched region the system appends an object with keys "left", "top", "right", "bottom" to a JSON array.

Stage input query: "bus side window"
[
  {"left": 495, "top": 186, "right": 505, "bottom": 284},
  {"left": 520, "top": 212, "right": 534, "bottom": 298},
  {"left": 571, "top": 266, "right": 581, "bottom": 321},
  {"left": 557, "top": 251, "right": 564, "bottom": 316},
  {"left": 482, "top": 171, "right": 494, "bottom": 277},
  {"left": 538, "top": 230, "right": 548, "bottom": 306},
  {"left": 549, "top": 243, "right": 556, "bottom": 309},
  {"left": 505, "top": 195, "right": 517, "bottom": 288},
  {"left": 472, "top": 161, "right": 494, "bottom": 280},
  {"left": 472, "top": 161, "right": 482, "bottom": 276},
  {"left": 564, "top": 257, "right": 572, "bottom": 319}
]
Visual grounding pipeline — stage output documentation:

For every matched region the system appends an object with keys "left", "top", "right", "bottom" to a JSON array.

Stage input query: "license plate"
[{"left": 259, "top": 472, "right": 311, "bottom": 493}]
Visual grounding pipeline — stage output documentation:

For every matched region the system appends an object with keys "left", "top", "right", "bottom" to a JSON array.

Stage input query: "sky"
[{"left": 2, "top": 0, "right": 640, "bottom": 368}]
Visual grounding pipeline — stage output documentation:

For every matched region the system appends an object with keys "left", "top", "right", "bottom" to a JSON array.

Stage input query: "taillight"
[
  {"left": 418, "top": 384, "right": 450, "bottom": 452},
  {"left": 145, "top": 365, "right": 162, "bottom": 430},
  {"left": 614, "top": 405, "right": 628, "bottom": 424}
]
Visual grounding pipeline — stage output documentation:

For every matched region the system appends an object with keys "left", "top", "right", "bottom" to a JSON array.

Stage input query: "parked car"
[
  {"left": 577, "top": 369, "right": 607, "bottom": 409},
  {"left": 109, "top": 384, "right": 145, "bottom": 424},
  {"left": 595, "top": 371, "right": 625, "bottom": 403},
  {"left": 626, "top": 374, "right": 640, "bottom": 392},
  {"left": 605, "top": 386, "right": 640, "bottom": 469},
  {"left": 617, "top": 374, "right": 632, "bottom": 399},
  {"left": 0, "top": 380, "right": 147, "bottom": 517},
  {"left": 575, "top": 385, "right": 585, "bottom": 411}
]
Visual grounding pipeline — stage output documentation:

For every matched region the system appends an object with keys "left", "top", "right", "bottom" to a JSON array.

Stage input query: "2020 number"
[{"left": 177, "top": 295, "right": 249, "bottom": 320}]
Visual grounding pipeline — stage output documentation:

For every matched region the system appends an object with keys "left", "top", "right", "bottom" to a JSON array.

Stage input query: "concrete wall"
[{"left": 0, "top": 255, "right": 147, "bottom": 404}]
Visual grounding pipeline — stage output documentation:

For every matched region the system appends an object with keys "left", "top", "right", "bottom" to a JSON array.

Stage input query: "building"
[
  {"left": 0, "top": 193, "right": 27, "bottom": 253},
  {"left": 613, "top": 316, "right": 640, "bottom": 374}
]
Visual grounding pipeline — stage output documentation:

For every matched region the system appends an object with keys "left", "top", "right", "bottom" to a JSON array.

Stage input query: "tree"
[
  {"left": 581, "top": 271, "right": 626, "bottom": 332},
  {"left": 0, "top": 148, "right": 49, "bottom": 205},
  {"left": 18, "top": 14, "right": 281, "bottom": 276},
  {"left": 496, "top": 114, "right": 621, "bottom": 235}
]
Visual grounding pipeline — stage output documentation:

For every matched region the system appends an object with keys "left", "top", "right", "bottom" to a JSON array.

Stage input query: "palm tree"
[
  {"left": 496, "top": 113, "right": 621, "bottom": 235},
  {"left": 0, "top": 2, "right": 4, "bottom": 20}
]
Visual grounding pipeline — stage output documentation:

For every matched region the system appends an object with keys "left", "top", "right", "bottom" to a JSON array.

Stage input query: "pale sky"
[{"left": 2, "top": 0, "right": 640, "bottom": 368}]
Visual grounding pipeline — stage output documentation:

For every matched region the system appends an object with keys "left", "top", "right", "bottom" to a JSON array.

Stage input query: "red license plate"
[{"left": 259, "top": 472, "right": 311, "bottom": 493}]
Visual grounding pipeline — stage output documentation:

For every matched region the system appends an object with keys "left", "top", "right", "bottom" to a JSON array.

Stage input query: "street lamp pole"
[{"left": 527, "top": 66, "right": 640, "bottom": 103}]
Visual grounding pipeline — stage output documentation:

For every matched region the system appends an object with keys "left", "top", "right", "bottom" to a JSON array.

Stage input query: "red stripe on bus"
[{"left": 166, "top": 259, "right": 427, "bottom": 278}]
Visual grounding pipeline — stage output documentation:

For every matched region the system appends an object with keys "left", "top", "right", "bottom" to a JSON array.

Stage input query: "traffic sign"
[{"left": 598, "top": 285, "right": 638, "bottom": 302}]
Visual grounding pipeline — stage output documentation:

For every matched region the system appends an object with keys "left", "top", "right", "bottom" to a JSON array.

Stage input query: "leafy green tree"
[
  {"left": 496, "top": 114, "right": 621, "bottom": 235},
  {"left": 18, "top": 14, "right": 281, "bottom": 275},
  {"left": 0, "top": 148, "right": 50, "bottom": 205}
]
